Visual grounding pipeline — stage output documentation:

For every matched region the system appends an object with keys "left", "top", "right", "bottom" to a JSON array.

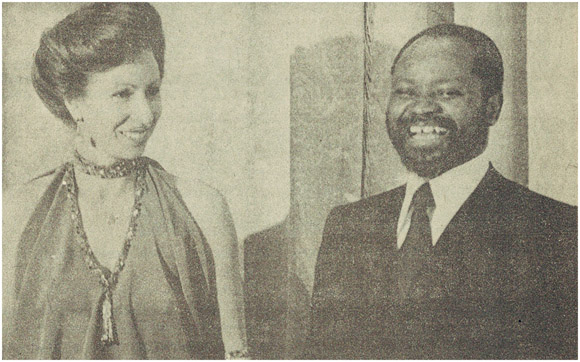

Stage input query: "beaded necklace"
[
  {"left": 63, "top": 159, "right": 146, "bottom": 346},
  {"left": 74, "top": 150, "right": 145, "bottom": 178}
]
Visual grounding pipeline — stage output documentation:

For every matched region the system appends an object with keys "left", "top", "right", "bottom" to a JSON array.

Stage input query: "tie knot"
[{"left": 412, "top": 182, "right": 435, "bottom": 211}]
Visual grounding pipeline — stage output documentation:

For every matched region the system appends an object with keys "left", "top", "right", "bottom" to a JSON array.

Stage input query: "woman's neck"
[
  {"left": 75, "top": 139, "right": 117, "bottom": 167},
  {"left": 74, "top": 171, "right": 135, "bottom": 203},
  {"left": 72, "top": 140, "right": 140, "bottom": 202}
]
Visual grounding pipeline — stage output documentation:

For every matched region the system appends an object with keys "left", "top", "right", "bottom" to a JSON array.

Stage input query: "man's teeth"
[{"left": 409, "top": 126, "right": 448, "bottom": 135}]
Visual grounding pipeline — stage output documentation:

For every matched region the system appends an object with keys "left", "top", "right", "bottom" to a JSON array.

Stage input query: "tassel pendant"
[{"left": 101, "top": 290, "right": 118, "bottom": 345}]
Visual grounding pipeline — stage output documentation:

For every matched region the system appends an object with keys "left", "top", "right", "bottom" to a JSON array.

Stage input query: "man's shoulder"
[
  {"left": 518, "top": 186, "right": 577, "bottom": 233},
  {"left": 329, "top": 185, "right": 404, "bottom": 217},
  {"left": 520, "top": 184, "right": 576, "bottom": 216},
  {"left": 489, "top": 171, "right": 576, "bottom": 225},
  {"left": 323, "top": 185, "right": 405, "bottom": 236}
]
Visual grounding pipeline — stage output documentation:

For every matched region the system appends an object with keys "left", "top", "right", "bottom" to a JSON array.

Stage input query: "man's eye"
[
  {"left": 113, "top": 89, "right": 133, "bottom": 99},
  {"left": 438, "top": 89, "right": 463, "bottom": 99},
  {"left": 146, "top": 86, "right": 160, "bottom": 98}
]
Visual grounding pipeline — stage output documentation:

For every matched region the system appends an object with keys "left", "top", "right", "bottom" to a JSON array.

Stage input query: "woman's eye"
[
  {"left": 146, "top": 86, "right": 160, "bottom": 98},
  {"left": 113, "top": 89, "right": 133, "bottom": 99},
  {"left": 394, "top": 88, "right": 416, "bottom": 98}
]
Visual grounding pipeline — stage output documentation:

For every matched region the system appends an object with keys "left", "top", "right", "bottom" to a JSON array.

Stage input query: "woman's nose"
[{"left": 133, "top": 93, "right": 156, "bottom": 126}]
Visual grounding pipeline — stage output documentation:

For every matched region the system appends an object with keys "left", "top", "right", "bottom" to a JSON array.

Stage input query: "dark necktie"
[
  {"left": 403, "top": 182, "right": 435, "bottom": 252},
  {"left": 397, "top": 182, "right": 435, "bottom": 299}
]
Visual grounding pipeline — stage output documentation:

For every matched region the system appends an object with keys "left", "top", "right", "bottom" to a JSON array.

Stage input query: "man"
[{"left": 307, "top": 24, "right": 577, "bottom": 359}]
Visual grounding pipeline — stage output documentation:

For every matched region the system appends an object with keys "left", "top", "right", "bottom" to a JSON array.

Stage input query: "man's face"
[{"left": 386, "top": 36, "right": 494, "bottom": 178}]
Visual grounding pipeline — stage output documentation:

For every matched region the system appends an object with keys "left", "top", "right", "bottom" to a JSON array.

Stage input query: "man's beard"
[{"left": 387, "top": 112, "right": 488, "bottom": 179}]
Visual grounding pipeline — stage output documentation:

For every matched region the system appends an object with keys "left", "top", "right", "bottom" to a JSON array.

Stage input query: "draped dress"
[{"left": 4, "top": 159, "right": 225, "bottom": 359}]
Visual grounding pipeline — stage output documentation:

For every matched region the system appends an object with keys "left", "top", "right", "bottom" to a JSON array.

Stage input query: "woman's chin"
[
  {"left": 107, "top": 140, "right": 149, "bottom": 160},
  {"left": 116, "top": 147, "right": 147, "bottom": 160},
  {"left": 77, "top": 147, "right": 146, "bottom": 166}
]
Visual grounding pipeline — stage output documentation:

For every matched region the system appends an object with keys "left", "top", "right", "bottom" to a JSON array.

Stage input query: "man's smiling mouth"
[
  {"left": 406, "top": 125, "right": 450, "bottom": 147},
  {"left": 409, "top": 125, "right": 449, "bottom": 136}
]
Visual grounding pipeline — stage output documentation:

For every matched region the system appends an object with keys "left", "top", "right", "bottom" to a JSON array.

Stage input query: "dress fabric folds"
[{"left": 5, "top": 160, "right": 225, "bottom": 359}]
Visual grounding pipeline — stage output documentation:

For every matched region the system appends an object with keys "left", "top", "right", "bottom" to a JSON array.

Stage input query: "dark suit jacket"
[{"left": 307, "top": 166, "right": 577, "bottom": 359}]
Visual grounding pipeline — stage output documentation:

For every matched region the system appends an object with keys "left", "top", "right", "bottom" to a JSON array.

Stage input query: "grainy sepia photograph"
[{"left": 2, "top": 2, "right": 578, "bottom": 360}]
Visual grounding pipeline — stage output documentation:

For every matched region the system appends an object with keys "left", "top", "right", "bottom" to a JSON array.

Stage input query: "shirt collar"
[
  {"left": 398, "top": 152, "right": 490, "bottom": 247},
  {"left": 428, "top": 152, "right": 490, "bottom": 212}
]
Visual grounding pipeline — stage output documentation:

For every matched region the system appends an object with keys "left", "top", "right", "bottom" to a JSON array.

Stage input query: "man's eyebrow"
[
  {"left": 392, "top": 77, "right": 464, "bottom": 85},
  {"left": 432, "top": 77, "right": 469, "bottom": 84}
]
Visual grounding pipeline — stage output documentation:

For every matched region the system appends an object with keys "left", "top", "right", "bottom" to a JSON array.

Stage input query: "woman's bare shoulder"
[
  {"left": 175, "top": 177, "right": 230, "bottom": 216},
  {"left": 174, "top": 177, "right": 237, "bottom": 248},
  {"left": 147, "top": 165, "right": 230, "bottom": 223},
  {"left": 174, "top": 177, "right": 246, "bottom": 354}
]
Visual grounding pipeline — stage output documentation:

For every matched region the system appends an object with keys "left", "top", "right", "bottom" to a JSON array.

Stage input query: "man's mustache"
[{"left": 396, "top": 112, "right": 458, "bottom": 133}]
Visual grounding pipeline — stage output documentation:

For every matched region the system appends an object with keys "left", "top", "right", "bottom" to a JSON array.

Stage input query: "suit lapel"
[
  {"left": 381, "top": 185, "right": 406, "bottom": 248},
  {"left": 435, "top": 165, "right": 504, "bottom": 253},
  {"left": 356, "top": 186, "right": 405, "bottom": 303}
]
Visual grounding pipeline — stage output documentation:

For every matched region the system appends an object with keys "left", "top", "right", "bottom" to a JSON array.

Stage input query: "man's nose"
[{"left": 407, "top": 97, "right": 443, "bottom": 115}]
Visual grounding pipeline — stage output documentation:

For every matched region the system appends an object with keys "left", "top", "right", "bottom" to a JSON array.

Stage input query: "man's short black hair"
[{"left": 391, "top": 24, "right": 503, "bottom": 100}]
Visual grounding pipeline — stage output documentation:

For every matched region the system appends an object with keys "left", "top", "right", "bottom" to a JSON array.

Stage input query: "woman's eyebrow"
[
  {"left": 392, "top": 78, "right": 416, "bottom": 85},
  {"left": 111, "top": 82, "right": 136, "bottom": 89}
]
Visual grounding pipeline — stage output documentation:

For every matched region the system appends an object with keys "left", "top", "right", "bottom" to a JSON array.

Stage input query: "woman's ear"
[
  {"left": 64, "top": 98, "right": 83, "bottom": 124},
  {"left": 484, "top": 93, "right": 503, "bottom": 127}
]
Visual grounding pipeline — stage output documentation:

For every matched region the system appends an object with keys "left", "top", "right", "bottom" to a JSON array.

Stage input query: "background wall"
[
  {"left": 3, "top": 3, "right": 577, "bottom": 359},
  {"left": 527, "top": 3, "right": 578, "bottom": 204}
]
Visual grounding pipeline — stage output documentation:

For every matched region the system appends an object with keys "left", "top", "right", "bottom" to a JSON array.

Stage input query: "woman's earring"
[{"left": 75, "top": 117, "right": 84, "bottom": 130}]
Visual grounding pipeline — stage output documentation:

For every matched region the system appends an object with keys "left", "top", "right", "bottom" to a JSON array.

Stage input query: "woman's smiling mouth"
[{"left": 118, "top": 128, "right": 151, "bottom": 143}]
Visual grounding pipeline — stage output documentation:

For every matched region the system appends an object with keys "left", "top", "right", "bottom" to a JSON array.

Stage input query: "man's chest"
[
  {"left": 351, "top": 216, "right": 542, "bottom": 302},
  {"left": 349, "top": 224, "right": 544, "bottom": 355}
]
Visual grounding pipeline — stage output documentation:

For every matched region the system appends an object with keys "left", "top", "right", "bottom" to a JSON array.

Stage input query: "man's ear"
[{"left": 483, "top": 93, "right": 503, "bottom": 127}]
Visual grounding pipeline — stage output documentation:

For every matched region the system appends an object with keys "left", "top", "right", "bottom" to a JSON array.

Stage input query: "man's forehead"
[{"left": 394, "top": 36, "right": 475, "bottom": 72}]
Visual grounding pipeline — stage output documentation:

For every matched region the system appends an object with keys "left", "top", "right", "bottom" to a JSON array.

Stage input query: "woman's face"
[{"left": 68, "top": 51, "right": 162, "bottom": 163}]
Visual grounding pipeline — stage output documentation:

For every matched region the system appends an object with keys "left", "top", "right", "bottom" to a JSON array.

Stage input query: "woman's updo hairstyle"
[{"left": 32, "top": 3, "right": 165, "bottom": 129}]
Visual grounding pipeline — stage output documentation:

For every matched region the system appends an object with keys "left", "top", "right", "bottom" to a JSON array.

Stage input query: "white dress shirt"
[{"left": 396, "top": 153, "right": 490, "bottom": 249}]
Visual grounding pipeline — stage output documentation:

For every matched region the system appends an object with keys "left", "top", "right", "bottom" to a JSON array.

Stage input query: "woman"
[{"left": 3, "top": 3, "right": 248, "bottom": 359}]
